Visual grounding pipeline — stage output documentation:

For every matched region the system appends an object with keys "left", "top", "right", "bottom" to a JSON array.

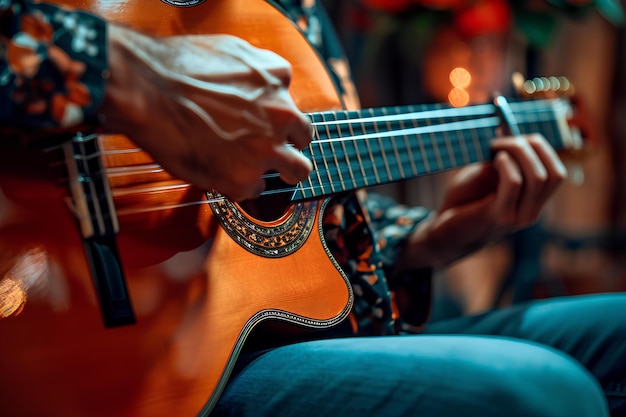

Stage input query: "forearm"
[{"left": 395, "top": 212, "right": 486, "bottom": 272}]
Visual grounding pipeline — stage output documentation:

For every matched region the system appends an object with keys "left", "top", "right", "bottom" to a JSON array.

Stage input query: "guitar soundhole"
[
  {"left": 238, "top": 174, "right": 295, "bottom": 222},
  {"left": 206, "top": 175, "right": 316, "bottom": 258}
]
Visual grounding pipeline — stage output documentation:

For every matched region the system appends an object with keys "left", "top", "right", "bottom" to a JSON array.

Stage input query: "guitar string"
[
  {"left": 86, "top": 121, "right": 562, "bottom": 215},
  {"left": 103, "top": 107, "right": 561, "bottom": 180},
  {"left": 97, "top": 108, "right": 560, "bottom": 163},
  {"left": 106, "top": 122, "right": 491, "bottom": 199},
  {"left": 80, "top": 114, "right": 559, "bottom": 182},
  {"left": 60, "top": 108, "right": 566, "bottom": 216},
  {"left": 117, "top": 137, "right": 557, "bottom": 217},
  {"left": 93, "top": 101, "right": 564, "bottom": 155}
]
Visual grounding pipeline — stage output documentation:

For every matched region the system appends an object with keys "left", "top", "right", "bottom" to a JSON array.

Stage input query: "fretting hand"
[{"left": 399, "top": 133, "right": 567, "bottom": 269}]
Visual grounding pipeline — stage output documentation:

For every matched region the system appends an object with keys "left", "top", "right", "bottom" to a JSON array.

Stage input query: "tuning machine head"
[{"left": 512, "top": 72, "right": 575, "bottom": 99}]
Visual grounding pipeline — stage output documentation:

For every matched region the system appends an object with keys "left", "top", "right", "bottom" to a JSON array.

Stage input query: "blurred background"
[{"left": 320, "top": 0, "right": 626, "bottom": 320}]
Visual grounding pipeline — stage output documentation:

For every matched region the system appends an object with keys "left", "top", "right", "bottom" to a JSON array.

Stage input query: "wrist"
[
  {"left": 399, "top": 214, "right": 447, "bottom": 270},
  {"left": 99, "top": 25, "right": 152, "bottom": 134},
  {"left": 398, "top": 211, "right": 474, "bottom": 270}
]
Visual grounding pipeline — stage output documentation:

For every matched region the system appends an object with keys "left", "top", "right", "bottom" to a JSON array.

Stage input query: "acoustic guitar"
[{"left": 0, "top": 1, "right": 583, "bottom": 416}]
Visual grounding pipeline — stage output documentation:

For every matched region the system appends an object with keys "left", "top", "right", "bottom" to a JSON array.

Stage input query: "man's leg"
[
  {"left": 425, "top": 292, "right": 626, "bottom": 415},
  {"left": 212, "top": 334, "right": 608, "bottom": 416}
]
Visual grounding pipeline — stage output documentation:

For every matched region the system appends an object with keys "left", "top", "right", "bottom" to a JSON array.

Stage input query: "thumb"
[{"left": 270, "top": 144, "right": 313, "bottom": 185}]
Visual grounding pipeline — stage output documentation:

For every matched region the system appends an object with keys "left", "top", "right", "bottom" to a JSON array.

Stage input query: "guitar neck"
[{"left": 292, "top": 97, "right": 578, "bottom": 201}]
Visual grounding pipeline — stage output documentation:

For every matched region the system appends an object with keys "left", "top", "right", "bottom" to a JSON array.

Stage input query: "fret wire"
[
  {"left": 307, "top": 99, "right": 561, "bottom": 133},
  {"left": 396, "top": 105, "right": 419, "bottom": 177},
  {"left": 309, "top": 102, "right": 535, "bottom": 178},
  {"left": 328, "top": 111, "right": 347, "bottom": 193},
  {"left": 298, "top": 100, "right": 567, "bottom": 200},
  {"left": 448, "top": 109, "right": 466, "bottom": 168},
  {"left": 336, "top": 110, "right": 359, "bottom": 190},
  {"left": 308, "top": 101, "right": 555, "bottom": 198},
  {"left": 111, "top": 109, "right": 555, "bottom": 205},
  {"left": 408, "top": 104, "right": 431, "bottom": 174},
  {"left": 511, "top": 100, "right": 562, "bottom": 148},
  {"left": 510, "top": 99, "right": 559, "bottom": 117},
  {"left": 307, "top": 117, "right": 324, "bottom": 199},
  {"left": 464, "top": 128, "right": 476, "bottom": 165},
  {"left": 312, "top": 103, "right": 496, "bottom": 127},
  {"left": 440, "top": 105, "right": 458, "bottom": 169},
  {"left": 546, "top": 116, "right": 558, "bottom": 147},
  {"left": 455, "top": 121, "right": 486, "bottom": 165},
  {"left": 514, "top": 104, "right": 536, "bottom": 133},
  {"left": 523, "top": 103, "right": 543, "bottom": 143},
  {"left": 455, "top": 131, "right": 472, "bottom": 167},
  {"left": 382, "top": 107, "right": 406, "bottom": 181},
  {"left": 312, "top": 116, "right": 501, "bottom": 144},
  {"left": 361, "top": 109, "right": 381, "bottom": 186},
  {"left": 347, "top": 113, "right": 369, "bottom": 187},
  {"left": 543, "top": 106, "right": 559, "bottom": 147},
  {"left": 544, "top": 120, "right": 556, "bottom": 145},
  {"left": 469, "top": 115, "right": 486, "bottom": 163},
  {"left": 455, "top": 115, "right": 472, "bottom": 166},
  {"left": 310, "top": 102, "right": 560, "bottom": 139},
  {"left": 320, "top": 113, "right": 336, "bottom": 191},
  {"left": 437, "top": 105, "right": 452, "bottom": 169},
  {"left": 73, "top": 101, "right": 569, "bottom": 207},
  {"left": 371, "top": 108, "right": 394, "bottom": 182},
  {"left": 341, "top": 110, "right": 365, "bottom": 187},
  {"left": 310, "top": 99, "right": 565, "bottom": 130},
  {"left": 425, "top": 105, "right": 444, "bottom": 171},
  {"left": 318, "top": 112, "right": 334, "bottom": 194},
  {"left": 528, "top": 101, "right": 567, "bottom": 149},
  {"left": 480, "top": 127, "right": 495, "bottom": 162},
  {"left": 300, "top": 114, "right": 313, "bottom": 200},
  {"left": 516, "top": 112, "right": 557, "bottom": 125},
  {"left": 316, "top": 122, "right": 495, "bottom": 185},
  {"left": 551, "top": 102, "right": 569, "bottom": 148}
]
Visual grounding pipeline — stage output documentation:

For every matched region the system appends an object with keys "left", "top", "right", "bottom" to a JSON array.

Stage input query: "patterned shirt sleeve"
[
  {"left": 0, "top": 0, "right": 107, "bottom": 145},
  {"left": 362, "top": 191, "right": 434, "bottom": 333}
]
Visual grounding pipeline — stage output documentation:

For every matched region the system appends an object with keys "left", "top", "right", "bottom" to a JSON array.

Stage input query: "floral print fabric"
[{"left": 0, "top": 0, "right": 106, "bottom": 143}]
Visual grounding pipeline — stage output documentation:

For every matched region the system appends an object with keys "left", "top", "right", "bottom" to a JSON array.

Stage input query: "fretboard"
[{"left": 291, "top": 97, "right": 578, "bottom": 201}]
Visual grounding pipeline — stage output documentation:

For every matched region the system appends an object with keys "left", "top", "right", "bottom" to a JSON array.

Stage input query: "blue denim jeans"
[{"left": 213, "top": 293, "right": 626, "bottom": 416}]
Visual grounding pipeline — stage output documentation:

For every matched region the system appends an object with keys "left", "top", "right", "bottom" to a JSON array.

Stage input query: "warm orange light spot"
[
  {"left": 0, "top": 278, "right": 26, "bottom": 318},
  {"left": 448, "top": 87, "right": 470, "bottom": 107},
  {"left": 0, "top": 247, "right": 49, "bottom": 318},
  {"left": 449, "top": 67, "right": 471, "bottom": 89}
]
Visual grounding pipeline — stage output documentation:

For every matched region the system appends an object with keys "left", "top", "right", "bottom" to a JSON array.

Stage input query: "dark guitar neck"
[{"left": 291, "top": 97, "right": 578, "bottom": 202}]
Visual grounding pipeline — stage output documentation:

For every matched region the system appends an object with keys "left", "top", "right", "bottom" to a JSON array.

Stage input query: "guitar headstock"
[
  {"left": 511, "top": 72, "right": 595, "bottom": 184},
  {"left": 512, "top": 72, "right": 596, "bottom": 154},
  {"left": 512, "top": 72, "right": 575, "bottom": 100}
]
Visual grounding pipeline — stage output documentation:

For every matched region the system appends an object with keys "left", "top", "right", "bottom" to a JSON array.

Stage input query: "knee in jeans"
[{"left": 503, "top": 345, "right": 608, "bottom": 417}]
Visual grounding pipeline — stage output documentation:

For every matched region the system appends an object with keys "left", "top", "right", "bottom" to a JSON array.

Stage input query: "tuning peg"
[{"left": 511, "top": 72, "right": 575, "bottom": 99}]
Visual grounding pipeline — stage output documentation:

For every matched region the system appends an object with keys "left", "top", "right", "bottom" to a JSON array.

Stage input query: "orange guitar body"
[{"left": 0, "top": 1, "right": 352, "bottom": 416}]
